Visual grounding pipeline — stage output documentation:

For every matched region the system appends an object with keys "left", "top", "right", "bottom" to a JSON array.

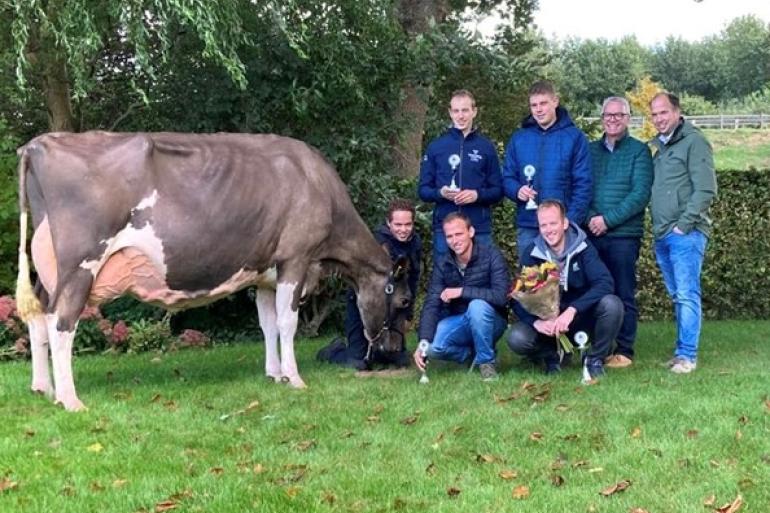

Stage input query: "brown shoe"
[{"left": 605, "top": 354, "right": 633, "bottom": 369}]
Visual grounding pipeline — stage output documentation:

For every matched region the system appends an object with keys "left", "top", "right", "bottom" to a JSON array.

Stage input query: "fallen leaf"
[
  {"left": 295, "top": 440, "right": 316, "bottom": 451},
  {"left": 24, "top": 429, "right": 35, "bottom": 437},
  {"left": 433, "top": 433, "right": 445, "bottom": 444},
  {"left": 738, "top": 415, "right": 749, "bottom": 425},
  {"left": 495, "top": 392, "right": 522, "bottom": 403},
  {"left": 151, "top": 393, "right": 162, "bottom": 403},
  {"left": 168, "top": 490, "right": 193, "bottom": 501},
  {"left": 563, "top": 433, "right": 580, "bottom": 441},
  {"left": 400, "top": 415, "right": 419, "bottom": 425},
  {"left": 512, "top": 485, "right": 530, "bottom": 499},
  {"left": 87, "top": 442, "right": 104, "bottom": 453},
  {"left": 703, "top": 494, "right": 716, "bottom": 506},
  {"left": 113, "top": 479, "right": 128, "bottom": 488},
  {"left": 366, "top": 415, "right": 380, "bottom": 423},
  {"left": 89, "top": 481, "right": 104, "bottom": 492},
  {"left": 209, "top": 467, "right": 224, "bottom": 475},
  {"left": 710, "top": 460, "right": 721, "bottom": 468},
  {"left": 551, "top": 474, "right": 565, "bottom": 487},
  {"left": 529, "top": 432, "right": 543, "bottom": 441},
  {"left": 373, "top": 404, "right": 384, "bottom": 415},
  {"left": 572, "top": 460, "right": 589, "bottom": 468},
  {"left": 322, "top": 491, "right": 335, "bottom": 504},
  {"left": 0, "top": 478, "right": 18, "bottom": 493},
  {"left": 451, "top": 426, "right": 464, "bottom": 434},
  {"left": 764, "top": 398, "right": 770, "bottom": 412},
  {"left": 555, "top": 403, "right": 570, "bottom": 412},
  {"left": 285, "top": 486, "right": 301, "bottom": 498},
  {"left": 447, "top": 487, "right": 461, "bottom": 497},
  {"left": 686, "top": 429, "right": 699, "bottom": 439},
  {"left": 155, "top": 500, "right": 178, "bottom": 512},
  {"left": 588, "top": 467, "right": 604, "bottom": 473},
  {"left": 426, "top": 463, "right": 436, "bottom": 475},
  {"left": 498, "top": 470, "right": 518, "bottom": 480},
  {"left": 164, "top": 400, "right": 177, "bottom": 411},
  {"left": 476, "top": 454, "right": 499, "bottom": 464},
  {"left": 551, "top": 454, "right": 567, "bottom": 470},
  {"left": 600, "top": 479, "right": 631, "bottom": 496},
  {"left": 735, "top": 430, "right": 743, "bottom": 441},
  {"left": 60, "top": 484, "right": 75, "bottom": 496},
  {"left": 630, "top": 427, "right": 642, "bottom": 438},
  {"left": 340, "top": 430, "right": 354, "bottom": 438},
  {"left": 629, "top": 508, "right": 650, "bottom": 513},
  {"left": 715, "top": 494, "right": 743, "bottom": 513},
  {"left": 393, "top": 497, "right": 407, "bottom": 509},
  {"left": 532, "top": 389, "right": 550, "bottom": 402},
  {"left": 648, "top": 448, "right": 663, "bottom": 458}
]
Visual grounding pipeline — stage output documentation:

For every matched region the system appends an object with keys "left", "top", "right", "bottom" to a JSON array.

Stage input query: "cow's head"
[{"left": 359, "top": 256, "right": 412, "bottom": 355}]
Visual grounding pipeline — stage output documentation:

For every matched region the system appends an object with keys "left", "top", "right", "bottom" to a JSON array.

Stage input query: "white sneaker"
[{"left": 670, "top": 359, "right": 697, "bottom": 374}]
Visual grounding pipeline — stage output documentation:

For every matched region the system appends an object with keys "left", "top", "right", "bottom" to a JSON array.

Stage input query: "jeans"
[
  {"left": 654, "top": 230, "right": 708, "bottom": 361},
  {"left": 516, "top": 227, "right": 539, "bottom": 261},
  {"left": 507, "top": 295, "right": 623, "bottom": 364},
  {"left": 433, "top": 231, "right": 493, "bottom": 262},
  {"left": 589, "top": 236, "right": 642, "bottom": 358},
  {"left": 428, "top": 299, "right": 507, "bottom": 365}
]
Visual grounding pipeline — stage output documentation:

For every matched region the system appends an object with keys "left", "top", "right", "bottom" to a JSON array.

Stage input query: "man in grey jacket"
[{"left": 649, "top": 92, "right": 717, "bottom": 374}]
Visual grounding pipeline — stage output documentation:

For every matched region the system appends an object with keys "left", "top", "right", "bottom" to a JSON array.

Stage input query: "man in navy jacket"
[
  {"left": 414, "top": 212, "right": 509, "bottom": 381},
  {"left": 508, "top": 200, "right": 623, "bottom": 379},
  {"left": 502, "top": 80, "right": 592, "bottom": 260},
  {"left": 418, "top": 89, "right": 503, "bottom": 260}
]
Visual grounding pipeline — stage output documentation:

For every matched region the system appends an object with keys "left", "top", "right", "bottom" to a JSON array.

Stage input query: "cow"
[{"left": 15, "top": 131, "right": 412, "bottom": 411}]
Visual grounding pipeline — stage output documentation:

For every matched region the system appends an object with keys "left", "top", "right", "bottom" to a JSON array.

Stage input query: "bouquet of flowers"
[{"left": 508, "top": 262, "right": 574, "bottom": 353}]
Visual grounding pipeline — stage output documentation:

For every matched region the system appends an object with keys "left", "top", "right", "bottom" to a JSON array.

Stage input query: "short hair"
[
  {"left": 386, "top": 198, "right": 415, "bottom": 222},
  {"left": 537, "top": 199, "right": 566, "bottom": 218},
  {"left": 601, "top": 96, "right": 630, "bottom": 115},
  {"left": 450, "top": 89, "right": 476, "bottom": 108},
  {"left": 442, "top": 211, "right": 472, "bottom": 229},
  {"left": 650, "top": 91, "right": 680, "bottom": 110},
  {"left": 528, "top": 80, "right": 557, "bottom": 97}
]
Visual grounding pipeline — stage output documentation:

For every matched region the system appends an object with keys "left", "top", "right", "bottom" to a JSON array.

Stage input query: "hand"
[
  {"left": 440, "top": 186, "right": 459, "bottom": 201},
  {"left": 413, "top": 347, "right": 427, "bottom": 371},
  {"left": 553, "top": 307, "right": 576, "bottom": 334},
  {"left": 453, "top": 189, "right": 478, "bottom": 205},
  {"left": 672, "top": 226, "right": 684, "bottom": 235},
  {"left": 533, "top": 318, "right": 556, "bottom": 336},
  {"left": 517, "top": 185, "right": 537, "bottom": 202},
  {"left": 588, "top": 215, "right": 608, "bottom": 236},
  {"left": 440, "top": 287, "right": 463, "bottom": 303}
]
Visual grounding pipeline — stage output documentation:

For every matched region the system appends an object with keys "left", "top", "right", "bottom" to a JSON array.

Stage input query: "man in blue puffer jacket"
[
  {"left": 419, "top": 89, "right": 503, "bottom": 260},
  {"left": 502, "top": 80, "right": 592, "bottom": 260}
]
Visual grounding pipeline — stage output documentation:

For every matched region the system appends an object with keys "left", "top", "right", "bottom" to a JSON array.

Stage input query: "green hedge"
[{"left": 487, "top": 169, "right": 770, "bottom": 321}]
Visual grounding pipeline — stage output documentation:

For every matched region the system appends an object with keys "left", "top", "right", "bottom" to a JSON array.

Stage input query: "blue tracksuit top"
[
  {"left": 502, "top": 106, "right": 592, "bottom": 229},
  {"left": 418, "top": 127, "right": 503, "bottom": 234}
]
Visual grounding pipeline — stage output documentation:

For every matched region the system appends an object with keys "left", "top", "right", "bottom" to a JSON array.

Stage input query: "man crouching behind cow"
[
  {"left": 414, "top": 212, "right": 510, "bottom": 381},
  {"left": 316, "top": 199, "right": 422, "bottom": 370}
]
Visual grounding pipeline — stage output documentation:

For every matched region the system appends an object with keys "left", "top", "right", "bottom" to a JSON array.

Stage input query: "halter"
[{"left": 364, "top": 272, "right": 406, "bottom": 364}]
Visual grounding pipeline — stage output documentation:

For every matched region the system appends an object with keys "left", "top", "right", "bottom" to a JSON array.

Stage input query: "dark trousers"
[
  {"left": 325, "top": 290, "right": 408, "bottom": 367},
  {"left": 589, "top": 236, "right": 641, "bottom": 358},
  {"left": 507, "top": 294, "right": 623, "bottom": 364}
]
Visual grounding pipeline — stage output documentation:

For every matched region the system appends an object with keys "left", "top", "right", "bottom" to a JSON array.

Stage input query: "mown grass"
[
  {"left": 703, "top": 129, "right": 770, "bottom": 171},
  {"left": 1, "top": 320, "right": 769, "bottom": 513}
]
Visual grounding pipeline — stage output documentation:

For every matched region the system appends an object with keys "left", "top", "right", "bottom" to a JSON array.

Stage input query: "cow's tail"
[{"left": 15, "top": 148, "right": 42, "bottom": 321}]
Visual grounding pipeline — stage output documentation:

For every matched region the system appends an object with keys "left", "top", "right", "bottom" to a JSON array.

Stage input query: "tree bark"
[
  {"left": 390, "top": 0, "right": 449, "bottom": 178},
  {"left": 44, "top": 54, "right": 76, "bottom": 132}
]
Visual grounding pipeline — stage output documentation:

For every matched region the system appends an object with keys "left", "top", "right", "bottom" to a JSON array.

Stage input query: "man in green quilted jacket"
[
  {"left": 586, "top": 96, "right": 653, "bottom": 369},
  {"left": 649, "top": 92, "right": 717, "bottom": 375}
]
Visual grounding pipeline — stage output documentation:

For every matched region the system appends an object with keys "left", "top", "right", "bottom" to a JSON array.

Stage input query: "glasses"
[{"left": 601, "top": 112, "right": 629, "bottom": 120}]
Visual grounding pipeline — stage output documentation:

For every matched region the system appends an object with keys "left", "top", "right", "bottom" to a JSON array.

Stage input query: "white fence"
[{"left": 585, "top": 114, "right": 770, "bottom": 129}]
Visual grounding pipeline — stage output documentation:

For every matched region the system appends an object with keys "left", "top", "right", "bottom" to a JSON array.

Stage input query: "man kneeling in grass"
[
  {"left": 414, "top": 212, "right": 510, "bottom": 382},
  {"left": 508, "top": 200, "right": 623, "bottom": 380}
]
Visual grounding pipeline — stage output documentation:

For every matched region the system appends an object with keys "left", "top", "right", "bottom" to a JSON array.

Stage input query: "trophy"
[
  {"left": 574, "top": 331, "right": 592, "bottom": 384},
  {"left": 417, "top": 339, "right": 430, "bottom": 384},
  {"left": 523, "top": 165, "right": 537, "bottom": 210},
  {"left": 447, "top": 154, "right": 461, "bottom": 192}
]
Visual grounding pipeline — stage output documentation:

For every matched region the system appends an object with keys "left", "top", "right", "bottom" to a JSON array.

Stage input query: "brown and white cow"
[{"left": 15, "top": 131, "right": 411, "bottom": 411}]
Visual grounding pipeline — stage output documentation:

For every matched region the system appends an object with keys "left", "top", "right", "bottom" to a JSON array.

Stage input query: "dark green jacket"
[
  {"left": 587, "top": 132, "right": 653, "bottom": 238},
  {"left": 650, "top": 119, "right": 717, "bottom": 239}
]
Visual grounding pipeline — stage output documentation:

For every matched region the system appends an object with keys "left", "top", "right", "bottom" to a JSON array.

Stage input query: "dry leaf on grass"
[
  {"left": 529, "top": 432, "right": 544, "bottom": 441},
  {"left": 295, "top": 440, "right": 316, "bottom": 452},
  {"left": 0, "top": 478, "right": 18, "bottom": 493},
  {"left": 155, "top": 500, "right": 177, "bottom": 512},
  {"left": 630, "top": 427, "right": 642, "bottom": 438},
  {"left": 366, "top": 415, "right": 380, "bottom": 423},
  {"left": 400, "top": 414, "right": 419, "bottom": 425},
  {"left": 498, "top": 470, "right": 518, "bottom": 480},
  {"left": 512, "top": 485, "right": 530, "bottom": 499},
  {"left": 426, "top": 463, "right": 437, "bottom": 475},
  {"left": 321, "top": 491, "right": 336, "bottom": 504},
  {"left": 87, "top": 442, "right": 104, "bottom": 453},
  {"left": 476, "top": 454, "right": 500, "bottom": 464},
  {"left": 703, "top": 494, "right": 716, "bottom": 506},
  {"left": 555, "top": 403, "right": 570, "bottom": 412},
  {"left": 219, "top": 400, "right": 260, "bottom": 421},
  {"left": 629, "top": 508, "right": 650, "bottom": 513},
  {"left": 551, "top": 474, "right": 565, "bottom": 487},
  {"left": 685, "top": 429, "right": 699, "bottom": 439},
  {"left": 209, "top": 467, "right": 224, "bottom": 475},
  {"left": 738, "top": 415, "right": 749, "bottom": 425},
  {"left": 446, "top": 487, "right": 461, "bottom": 497},
  {"left": 715, "top": 494, "right": 743, "bottom": 513},
  {"left": 113, "top": 479, "right": 128, "bottom": 488},
  {"left": 600, "top": 479, "right": 631, "bottom": 496}
]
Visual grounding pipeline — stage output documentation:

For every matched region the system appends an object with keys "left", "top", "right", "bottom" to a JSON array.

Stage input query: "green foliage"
[
  {"left": 126, "top": 317, "right": 172, "bottom": 353},
  {"left": 0, "top": 119, "right": 19, "bottom": 294},
  {"left": 678, "top": 93, "right": 718, "bottom": 115}
]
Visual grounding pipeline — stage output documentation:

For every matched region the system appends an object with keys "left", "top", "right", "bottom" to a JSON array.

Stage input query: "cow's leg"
[
  {"left": 275, "top": 281, "right": 305, "bottom": 389},
  {"left": 28, "top": 313, "right": 54, "bottom": 398},
  {"left": 256, "top": 288, "right": 282, "bottom": 381},
  {"left": 45, "top": 314, "right": 84, "bottom": 411}
]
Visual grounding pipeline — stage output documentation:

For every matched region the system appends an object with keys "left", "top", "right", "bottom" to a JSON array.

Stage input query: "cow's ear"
[{"left": 392, "top": 256, "right": 409, "bottom": 280}]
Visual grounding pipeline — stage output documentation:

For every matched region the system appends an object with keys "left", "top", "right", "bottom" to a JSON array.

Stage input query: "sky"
[{"left": 521, "top": 0, "right": 770, "bottom": 45}]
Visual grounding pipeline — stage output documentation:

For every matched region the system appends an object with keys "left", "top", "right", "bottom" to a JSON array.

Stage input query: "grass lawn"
[
  {"left": 703, "top": 129, "right": 770, "bottom": 171},
  {"left": 1, "top": 320, "right": 768, "bottom": 513}
]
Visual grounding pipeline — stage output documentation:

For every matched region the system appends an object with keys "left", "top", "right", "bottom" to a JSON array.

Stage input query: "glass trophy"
[{"left": 523, "top": 165, "right": 537, "bottom": 210}]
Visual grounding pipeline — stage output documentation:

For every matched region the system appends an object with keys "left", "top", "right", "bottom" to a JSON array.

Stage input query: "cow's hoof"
[
  {"left": 266, "top": 374, "right": 283, "bottom": 383},
  {"left": 56, "top": 396, "right": 88, "bottom": 412},
  {"left": 283, "top": 376, "right": 306, "bottom": 389},
  {"left": 31, "top": 382, "right": 55, "bottom": 399}
]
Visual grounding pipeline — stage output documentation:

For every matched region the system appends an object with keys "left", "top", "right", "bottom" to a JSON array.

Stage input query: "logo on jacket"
[
  {"left": 572, "top": 261, "right": 581, "bottom": 272},
  {"left": 448, "top": 154, "right": 461, "bottom": 170},
  {"left": 467, "top": 149, "right": 483, "bottom": 162}
]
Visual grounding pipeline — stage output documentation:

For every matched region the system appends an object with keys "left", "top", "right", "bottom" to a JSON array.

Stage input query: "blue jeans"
[
  {"left": 516, "top": 227, "right": 539, "bottom": 261},
  {"left": 654, "top": 230, "right": 708, "bottom": 361},
  {"left": 433, "top": 231, "right": 493, "bottom": 262},
  {"left": 428, "top": 299, "right": 507, "bottom": 365},
  {"left": 590, "top": 236, "right": 642, "bottom": 358}
]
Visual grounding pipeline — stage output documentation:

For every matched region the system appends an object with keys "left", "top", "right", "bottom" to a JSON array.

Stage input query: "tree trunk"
[
  {"left": 44, "top": 54, "right": 76, "bottom": 132},
  {"left": 390, "top": 0, "right": 449, "bottom": 178}
]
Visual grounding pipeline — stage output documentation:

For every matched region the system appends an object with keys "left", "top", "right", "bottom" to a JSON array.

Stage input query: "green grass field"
[
  {"left": 1, "top": 321, "right": 768, "bottom": 513},
  {"left": 703, "top": 129, "right": 770, "bottom": 171}
]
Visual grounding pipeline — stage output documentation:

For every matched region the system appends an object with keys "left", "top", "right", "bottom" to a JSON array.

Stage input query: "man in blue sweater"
[
  {"left": 508, "top": 200, "right": 623, "bottom": 379},
  {"left": 418, "top": 90, "right": 503, "bottom": 260},
  {"left": 502, "top": 80, "right": 592, "bottom": 260},
  {"left": 414, "top": 212, "right": 509, "bottom": 381}
]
